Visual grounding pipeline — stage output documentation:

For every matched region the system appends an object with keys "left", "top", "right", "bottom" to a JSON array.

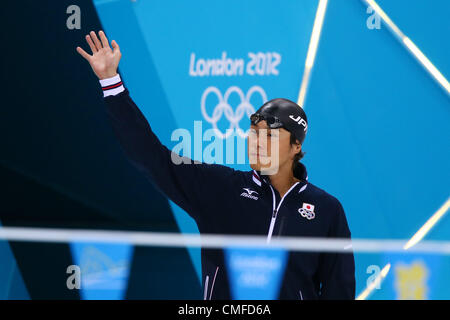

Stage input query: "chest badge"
[
  {"left": 298, "top": 203, "right": 315, "bottom": 220},
  {"left": 240, "top": 188, "right": 259, "bottom": 200}
]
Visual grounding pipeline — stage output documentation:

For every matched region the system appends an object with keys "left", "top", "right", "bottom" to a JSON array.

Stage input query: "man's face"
[{"left": 247, "top": 120, "right": 301, "bottom": 175}]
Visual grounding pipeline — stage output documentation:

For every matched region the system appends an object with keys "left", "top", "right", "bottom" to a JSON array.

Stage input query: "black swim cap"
[{"left": 251, "top": 98, "right": 308, "bottom": 144}]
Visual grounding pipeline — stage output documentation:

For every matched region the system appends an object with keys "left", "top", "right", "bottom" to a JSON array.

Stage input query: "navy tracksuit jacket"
[{"left": 101, "top": 75, "right": 355, "bottom": 300}]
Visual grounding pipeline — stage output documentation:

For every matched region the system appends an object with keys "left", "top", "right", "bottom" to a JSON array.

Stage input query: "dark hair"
[{"left": 290, "top": 132, "right": 305, "bottom": 171}]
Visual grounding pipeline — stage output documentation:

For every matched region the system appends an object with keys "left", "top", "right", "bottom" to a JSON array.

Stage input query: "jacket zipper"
[
  {"left": 267, "top": 182, "right": 300, "bottom": 242},
  {"left": 203, "top": 266, "right": 219, "bottom": 300},
  {"left": 208, "top": 266, "right": 219, "bottom": 300},
  {"left": 203, "top": 275, "right": 209, "bottom": 300}
]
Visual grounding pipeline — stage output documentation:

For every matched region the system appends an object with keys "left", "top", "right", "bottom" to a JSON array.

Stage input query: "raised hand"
[{"left": 76, "top": 30, "right": 122, "bottom": 80}]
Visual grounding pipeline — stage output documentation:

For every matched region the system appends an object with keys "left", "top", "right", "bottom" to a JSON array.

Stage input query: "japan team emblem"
[{"left": 298, "top": 203, "right": 315, "bottom": 220}]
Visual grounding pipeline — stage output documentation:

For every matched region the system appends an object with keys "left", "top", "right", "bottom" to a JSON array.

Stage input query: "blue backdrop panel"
[
  {"left": 305, "top": 0, "right": 449, "bottom": 296},
  {"left": 93, "top": 0, "right": 319, "bottom": 283},
  {"left": 92, "top": 0, "right": 450, "bottom": 299}
]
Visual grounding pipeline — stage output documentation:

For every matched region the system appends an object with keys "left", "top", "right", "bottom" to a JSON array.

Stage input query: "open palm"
[{"left": 76, "top": 30, "right": 121, "bottom": 80}]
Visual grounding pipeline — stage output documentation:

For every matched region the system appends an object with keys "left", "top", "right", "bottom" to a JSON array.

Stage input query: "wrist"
[{"left": 99, "top": 71, "right": 118, "bottom": 80}]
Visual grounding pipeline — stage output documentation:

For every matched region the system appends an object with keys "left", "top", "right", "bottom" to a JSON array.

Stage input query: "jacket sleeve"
[
  {"left": 318, "top": 198, "right": 356, "bottom": 300},
  {"left": 100, "top": 74, "right": 236, "bottom": 223}
]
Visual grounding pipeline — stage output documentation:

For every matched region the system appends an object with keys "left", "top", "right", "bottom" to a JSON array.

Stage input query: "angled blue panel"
[
  {"left": 0, "top": 221, "right": 29, "bottom": 300},
  {"left": 377, "top": 0, "right": 450, "bottom": 80}
]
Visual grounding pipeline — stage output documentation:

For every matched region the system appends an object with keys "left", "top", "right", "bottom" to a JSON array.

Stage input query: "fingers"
[
  {"left": 83, "top": 30, "right": 117, "bottom": 57},
  {"left": 111, "top": 40, "right": 120, "bottom": 54},
  {"left": 86, "top": 34, "right": 98, "bottom": 53},
  {"left": 99, "top": 30, "right": 110, "bottom": 49},
  {"left": 90, "top": 31, "right": 102, "bottom": 51},
  {"left": 76, "top": 46, "right": 91, "bottom": 61}
]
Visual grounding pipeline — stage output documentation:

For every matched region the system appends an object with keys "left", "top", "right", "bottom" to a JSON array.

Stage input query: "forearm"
[
  {"left": 101, "top": 75, "right": 205, "bottom": 219},
  {"left": 100, "top": 74, "right": 238, "bottom": 222},
  {"left": 101, "top": 75, "right": 189, "bottom": 199}
]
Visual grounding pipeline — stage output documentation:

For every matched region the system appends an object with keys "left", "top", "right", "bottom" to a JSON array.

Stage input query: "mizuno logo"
[
  {"left": 289, "top": 115, "right": 308, "bottom": 132},
  {"left": 240, "top": 188, "right": 259, "bottom": 200},
  {"left": 243, "top": 188, "right": 258, "bottom": 195}
]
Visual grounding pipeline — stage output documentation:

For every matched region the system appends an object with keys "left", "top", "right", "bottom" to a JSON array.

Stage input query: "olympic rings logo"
[
  {"left": 201, "top": 86, "right": 267, "bottom": 139},
  {"left": 298, "top": 208, "right": 315, "bottom": 220}
]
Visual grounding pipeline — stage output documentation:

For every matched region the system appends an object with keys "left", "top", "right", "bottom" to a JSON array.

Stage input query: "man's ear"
[{"left": 294, "top": 140, "right": 302, "bottom": 153}]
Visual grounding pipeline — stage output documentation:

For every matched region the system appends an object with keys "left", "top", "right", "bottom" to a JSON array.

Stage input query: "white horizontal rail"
[{"left": 0, "top": 227, "right": 449, "bottom": 254}]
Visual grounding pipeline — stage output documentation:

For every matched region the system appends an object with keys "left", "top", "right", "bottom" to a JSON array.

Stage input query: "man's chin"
[
  {"left": 250, "top": 161, "right": 266, "bottom": 171},
  {"left": 250, "top": 162, "right": 279, "bottom": 175}
]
